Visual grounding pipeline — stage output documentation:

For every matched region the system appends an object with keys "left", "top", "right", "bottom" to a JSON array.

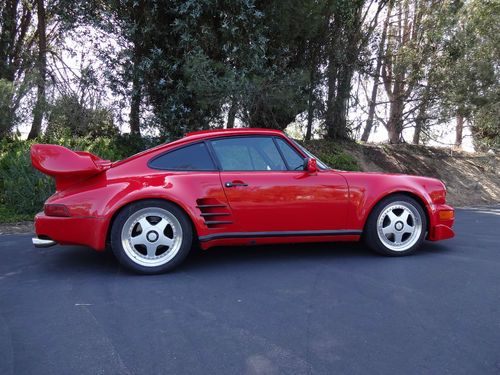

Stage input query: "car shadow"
[
  {"left": 184, "top": 240, "right": 451, "bottom": 270},
  {"left": 48, "top": 239, "right": 452, "bottom": 276},
  {"left": 184, "top": 242, "right": 372, "bottom": 270},
  {"left": 46, "top": 246, "right": 122, "bottom": 275}
]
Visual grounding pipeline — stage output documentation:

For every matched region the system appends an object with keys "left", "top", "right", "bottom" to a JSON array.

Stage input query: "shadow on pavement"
[{"left": 47, "top": 239, "right": 452, "bottom": 276}]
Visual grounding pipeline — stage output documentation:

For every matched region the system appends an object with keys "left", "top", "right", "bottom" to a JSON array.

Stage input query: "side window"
[
  {"left": 275, "top": 138, "right": 305, "bottom": 170},
  {"left": 211, "top": 137, "right": 287, "bottom": 171},
  {"left": 149, "top": 142, "right": 216, "bottom": 170}
]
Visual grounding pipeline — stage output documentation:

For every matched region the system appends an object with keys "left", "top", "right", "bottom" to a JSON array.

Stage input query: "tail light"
[{"left": 44, "top": 204, "right": 70, "bottom": 217}]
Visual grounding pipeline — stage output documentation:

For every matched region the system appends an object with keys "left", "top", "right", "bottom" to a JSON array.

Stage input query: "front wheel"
[
  {"left": 364, "top": 195, "right": 427, "bottom": 256},
  {"left": 110, "top": 200, "right": 193, "bottom": 274}
]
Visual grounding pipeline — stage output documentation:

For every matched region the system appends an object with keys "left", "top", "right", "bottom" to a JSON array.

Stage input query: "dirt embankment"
[{"left": 344, "top": 143, "right": 499, "bottom": 207}]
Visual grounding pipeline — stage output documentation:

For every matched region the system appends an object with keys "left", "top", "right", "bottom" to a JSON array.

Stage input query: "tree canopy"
[{"left": 0, "top": 0, "right": 498, "bottom": 149}]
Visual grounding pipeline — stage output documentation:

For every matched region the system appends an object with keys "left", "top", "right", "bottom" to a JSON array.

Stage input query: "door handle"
[{"left": 225, "top": 181, "right": 248, "bottom": 188}]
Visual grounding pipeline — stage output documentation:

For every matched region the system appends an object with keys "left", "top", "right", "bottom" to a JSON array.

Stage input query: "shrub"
[
  {"left": 45, "top": 94, "right": 120, "bottom": 138},
  {"left": 0, "top": 135, "right": 162, "bottom": 222},
  {"left": 0, "top": 135, "right": 359, "bottom": 223},
  {"left": 301, "top": 140, "right": 360, "bottom": 171}
]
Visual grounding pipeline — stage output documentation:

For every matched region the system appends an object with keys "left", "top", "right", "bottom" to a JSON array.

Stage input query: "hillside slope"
[{"left": 313, "top": 142, "right": 499, "bottom": 207}]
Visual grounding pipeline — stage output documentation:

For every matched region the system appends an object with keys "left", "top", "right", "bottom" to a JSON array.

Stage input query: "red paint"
[
  {"left": 31, "top": 128, "right": 454, "bottom": 251},
  {"left": 31, "top": 144, "right": 111, "bottom": 191}
]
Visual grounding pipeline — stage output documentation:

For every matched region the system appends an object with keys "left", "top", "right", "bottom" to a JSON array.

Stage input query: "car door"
[{"left": 209, "top": 136, "right": 349, "bottom": 233}]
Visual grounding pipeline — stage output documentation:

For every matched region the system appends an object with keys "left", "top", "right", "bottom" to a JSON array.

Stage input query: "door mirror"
[{"left": 303, "top": 157, "right": 318, "bottom": 173}]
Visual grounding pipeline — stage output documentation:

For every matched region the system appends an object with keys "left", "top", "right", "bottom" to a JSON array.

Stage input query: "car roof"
[
  {"left": 112, "top": 128, "right": 286, "bottom": 167},
  {"left": 184, "top": 128, "right": 284, "bottom": 140}
]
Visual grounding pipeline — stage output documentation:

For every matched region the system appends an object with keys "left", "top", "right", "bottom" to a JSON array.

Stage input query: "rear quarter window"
[{"left": 149, "top": 142, "right": 216, "bottom": 171}]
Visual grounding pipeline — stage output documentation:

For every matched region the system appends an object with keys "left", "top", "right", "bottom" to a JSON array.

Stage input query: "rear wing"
[{"left": 31, "top": 144, "right": 112, "bottom": 191}]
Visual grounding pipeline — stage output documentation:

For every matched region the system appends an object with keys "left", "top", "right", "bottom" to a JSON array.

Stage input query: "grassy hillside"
[{"left": 306, "top": 140, "right": 499, "bottom": 207}]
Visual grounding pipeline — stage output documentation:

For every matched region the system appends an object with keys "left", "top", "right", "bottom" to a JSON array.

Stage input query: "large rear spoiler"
[{"left": 31, "top": 144, "right": 112, "bottom": 191}]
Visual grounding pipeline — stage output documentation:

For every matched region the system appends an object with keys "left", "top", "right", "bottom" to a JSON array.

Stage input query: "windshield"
[{"left": 289, "top": 139, "right": 330, "bottom": 170}]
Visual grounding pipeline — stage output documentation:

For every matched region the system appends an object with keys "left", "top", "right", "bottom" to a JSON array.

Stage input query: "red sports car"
[{"left": 31, "top": 128, "right": 455, "bottom": 274}]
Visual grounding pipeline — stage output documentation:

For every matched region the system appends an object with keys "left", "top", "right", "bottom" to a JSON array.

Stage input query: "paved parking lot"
[{"left": 0, "top": 207, "right": 499, "bottom": 374}]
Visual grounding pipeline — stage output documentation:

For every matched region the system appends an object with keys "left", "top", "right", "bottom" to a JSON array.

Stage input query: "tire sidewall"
[
  {"left": 111, "top": 200, "right": 193, "bottom": 274},
  {"left": 364, "top": 194, "right": 427, "bottom": 256}
]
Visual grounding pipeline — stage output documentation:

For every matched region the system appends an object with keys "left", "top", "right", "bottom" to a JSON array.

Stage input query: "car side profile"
[{"left": 31, "top": 128, "right": 455, "bottom": 274}]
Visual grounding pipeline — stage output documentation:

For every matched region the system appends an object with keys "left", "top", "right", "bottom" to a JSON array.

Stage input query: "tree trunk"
[
  {"left": 329, "top": 67, "right": 352, "bottom": 139},
  {"left": 386, "top": 93, "right": 404, "bottom": 143},
  {"left": 324, "top": 55, "right": 338, "bottom": 139},
  {"left": 455, "top": 114, "right": 464, "bottom": 148},
  {"left": 361, "top": 2, "right": 391, "bottom": 142},
  {"left": 305, "top": 62, "right": 316, "bottom": 141},
  {"left": 226, "top": 99, "right": 237, "bottom": 128},
  {"left": 324, "top": 2, "right": 364, "bottom": 140},
  {"left": 305, "top": 96, "right": 313, "bottom": 141},
  {"left": 28, "top": 0, "right": 47, "bottom": 140},
  {"left": 412, "top": 114, "right": 425, "bottom": 145},
  {"left": 129, "top": 39, "right": 142, "bottom": 135},
  {"left": 128, "top": 0, "right": 146, "bottom": 136},
  {"left": 413, "top": 89, "right": 430, "bottom": 145},
  {"left": 129, "top": 76, "right": 141, "bottom": 135},
  {"left": 412, "top": 116, "right": 422, "bottom": 145}
]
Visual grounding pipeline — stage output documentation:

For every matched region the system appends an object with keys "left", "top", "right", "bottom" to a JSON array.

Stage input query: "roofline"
[
  {"left": 112, "top": 128, "right": 286, "bottom": 167},
  {"left": 185, "top": 128, "right": 284, "bottom": 138}
]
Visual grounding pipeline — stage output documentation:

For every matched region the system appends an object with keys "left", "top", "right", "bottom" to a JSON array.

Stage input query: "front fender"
[{"left": 341, "top": 172, "right": 443, "bottom": 230}]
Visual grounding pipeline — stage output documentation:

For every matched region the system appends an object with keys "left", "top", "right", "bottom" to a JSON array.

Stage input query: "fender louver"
[{"left": 196, "top": 198, "right": 233, "bottom": 228}]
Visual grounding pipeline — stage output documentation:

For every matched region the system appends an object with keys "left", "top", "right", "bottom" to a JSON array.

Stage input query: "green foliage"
[
  {"left": 0, "top": 205, "right": 32, "bottom": 223},
  {"left": 0, "top": 135, "right": 161, "bottom": 222},
  {"left": 0, "top": 79, "right": 15, "bottom": 137},
  {"left": 0, "top": 134, "right": 361, "bottom": 223},
  {"left": 472, "top": 102, "right": 500, "bottom": 151},
  {"left": 2, "top": 0, "right": 498, "bottom": 151},
  {"left": 95, "top": 0, "right": 317, "bottom": 137},
  {"left": 302, "top": 140, "right": 360, "bottom": 171},
  {"left": 437, "top": 0, "right": 500, "bottom": 148},
  {"left": 46, "top": 94, "right": 119, "bottom": 138},
  {"left": 0, "top": 138, "right": 54, "bottom": 217},
  {"left": 320, "top": 152, "right": 360, "bottom": 172}
]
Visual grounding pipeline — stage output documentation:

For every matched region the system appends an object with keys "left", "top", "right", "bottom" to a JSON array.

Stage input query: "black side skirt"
[{"left": 198, "top": 230, "right": 362, "bottom": 243}]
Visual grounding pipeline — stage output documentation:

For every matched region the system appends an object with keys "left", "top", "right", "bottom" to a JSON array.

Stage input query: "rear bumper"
[
  {"left": 427, "top": 204, "right": 455, "bottom": 241},
  {"left": 34, "top": 212, "right": 108, "bottom": 250}
]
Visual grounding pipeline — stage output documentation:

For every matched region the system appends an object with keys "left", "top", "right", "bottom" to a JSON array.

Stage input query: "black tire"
[
  {"left": 363, "top": 194, "right": 427, "bottom": 256},
  {"left": 110, "top": 200, "right": 193, "bottom": 274}
]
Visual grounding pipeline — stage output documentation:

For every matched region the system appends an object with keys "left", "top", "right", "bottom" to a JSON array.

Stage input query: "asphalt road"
[{"left": 0, "top": 208, "right": 499, "bottom": 375}]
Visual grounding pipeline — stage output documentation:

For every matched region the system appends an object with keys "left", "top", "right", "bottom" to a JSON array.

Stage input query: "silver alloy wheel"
[
  {"left": 376, "top": 201, "right": 422, "bottom": 252},
  {"left": 121, "top": 207, "right": 183, "bottom": 267}
]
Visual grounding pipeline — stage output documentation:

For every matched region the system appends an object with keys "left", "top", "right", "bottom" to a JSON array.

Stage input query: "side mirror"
[{"left": 304, "top": 157, "right": 318, "bottom": 173}]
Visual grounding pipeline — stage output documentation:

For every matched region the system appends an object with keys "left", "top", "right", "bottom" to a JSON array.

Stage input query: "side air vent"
[{"left": 196, "top": 198, "right": 233, "bottom": 228}]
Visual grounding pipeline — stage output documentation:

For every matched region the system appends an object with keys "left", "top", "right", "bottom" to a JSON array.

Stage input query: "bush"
[
  {"left": 0, "top": 135, "right": 359, "bottom": 223},
  {"left": 472, "top": 102, "right": 500, "bottom": 152},
  {"left": 301, "top": 140, "right": 360, "bottom": 171},
  {"left": 45, "top": 94, "right": 120, "bottom": 138},
  {"left": 0, "top": 135, "right": 162, "bottom": 222}
]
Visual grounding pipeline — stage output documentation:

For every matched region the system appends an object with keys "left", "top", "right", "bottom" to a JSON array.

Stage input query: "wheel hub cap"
[
  {"left": 146, "top": 231, "right": 159, "bottom": 242},
  {"left": 395, "top": 221, "right": 404, "bottom": 231}
]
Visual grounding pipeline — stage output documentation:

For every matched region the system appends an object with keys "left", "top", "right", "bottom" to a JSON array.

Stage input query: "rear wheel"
[
  {"left": 110, "top": 200, "right": 193, "bottom": 274},
  {"left": 364, "top": 194, "right": 427, "bottom": 256}
]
